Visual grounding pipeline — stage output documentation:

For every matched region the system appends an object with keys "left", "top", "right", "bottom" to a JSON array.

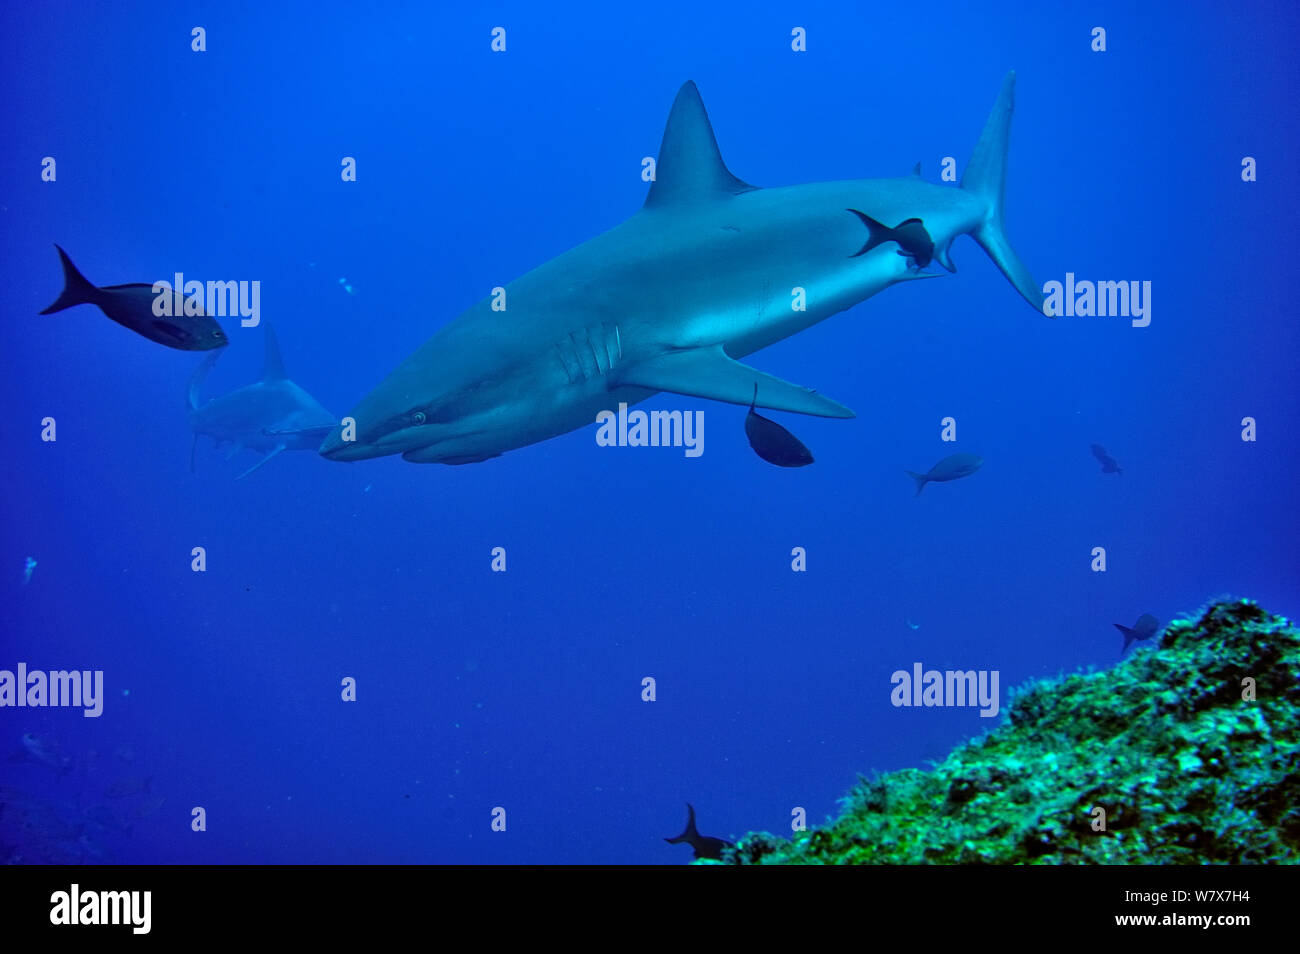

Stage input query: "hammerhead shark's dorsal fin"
[
  {"left": 644, "top": 82, "right": 758, "bottom": 209},
  {"left": 616, "top": 345, "right": 854, "bottom": 418},
  {"left": 261, "top": 322, "right": 286, "bottom": 381}
]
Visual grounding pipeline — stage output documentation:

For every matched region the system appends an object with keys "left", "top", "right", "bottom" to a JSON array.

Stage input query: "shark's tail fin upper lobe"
[
  {"left": 906, "top": 470, "right": 928, "bottom": 496},
  {"left": 960, "top": 72, "right": 1045, "bottom": 313},
  {"left": 39, "top": 244, "right": 100, "bottom": 315}
]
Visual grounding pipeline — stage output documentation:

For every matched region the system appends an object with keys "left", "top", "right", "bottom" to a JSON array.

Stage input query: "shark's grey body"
[
  {"left": 188, "top": 324, "right": 337, "bottom": 479},
  {"left": 322, "top": 73, "right": 1044, "bottom": 466}
]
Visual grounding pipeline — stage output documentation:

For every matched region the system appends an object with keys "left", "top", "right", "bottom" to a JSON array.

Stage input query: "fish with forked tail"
[
  {"left": 906, "top": 453, "right": 983, "bottom": 495},
  {"left": 1115, "top": 613, "right": 1160, "bottom": 654},
  {"left": 664, "top": 803, "right": 734, "bottom": 860},
  {"left": 745, "top": 384, "right": 814, "bottom": 467},
  {"left": 40, "top": 244, "right": 228, "bottom": 352},
  {"left": 1091, "top": 443, "right": 1123, "bottom": 475}
]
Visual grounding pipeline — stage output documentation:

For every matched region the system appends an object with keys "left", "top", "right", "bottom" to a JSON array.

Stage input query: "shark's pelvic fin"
[
  {"left": 261, "top": 321, "right": 287, "bottom": 380},
  {"left": 617, "top": 345, "right": 854, "bottom": 418},
  {"left": 960, "top": 71, "right": 1045, "bottom": 312},
  {"left": 644, "top": 81, "right": 758, "bottom": 209},
  {"left": 235, "top": 444, "right": 286, "bottom": 480}
]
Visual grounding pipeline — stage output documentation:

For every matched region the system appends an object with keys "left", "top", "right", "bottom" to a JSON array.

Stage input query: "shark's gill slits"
[{"left": 554, "top": 323, "right": 623, "bottom": 384}]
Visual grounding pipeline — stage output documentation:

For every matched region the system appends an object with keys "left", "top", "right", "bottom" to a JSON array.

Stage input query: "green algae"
[{"left": 726, "top": 599, "right": 1299, "bottom": 864}]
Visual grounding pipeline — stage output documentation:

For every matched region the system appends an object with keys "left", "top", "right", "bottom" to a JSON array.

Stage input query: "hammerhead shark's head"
[
  {"left": 188, "top": 323, "right": 337, "bottom": 479},
  {"left": 322, "top": 72, "right": 1044, "bottom": 466}
]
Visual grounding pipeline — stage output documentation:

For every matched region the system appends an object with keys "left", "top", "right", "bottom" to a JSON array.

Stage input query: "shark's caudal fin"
[
  {"left": 960, "top": 72, "right": 1045, "bottom": 312},
  {"left": 39, "top": 244, "right": 100, "bottom": 314},
  {"left": 644, "top": 82, "right": 758, "bottom": 208},
  {"left": 906, "top": 470, "right": 928, "bottom": 496}
]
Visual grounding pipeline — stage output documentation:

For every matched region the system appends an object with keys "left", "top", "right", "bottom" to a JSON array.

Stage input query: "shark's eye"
[{"left": 411, "top": 411, "right": 427, "bottom": 426}]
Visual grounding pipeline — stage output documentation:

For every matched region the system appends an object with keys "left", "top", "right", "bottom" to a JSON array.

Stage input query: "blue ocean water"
[{"left": 2, "top": 1, "right": 1297, "bottom": 864}]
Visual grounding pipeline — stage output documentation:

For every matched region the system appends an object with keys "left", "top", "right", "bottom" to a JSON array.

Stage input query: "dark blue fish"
[
  {"left": 664, "top": 803, "right": 733, "bottom": 861},
  {"left": 1115, "top": 613, "right": 1160, "bottom": 654},
  {"left": 745, "top": 385, "right": 814, "bottom": 467},
  {"left": 906, "top": 452, "right": 983, "bottom": 495},
  {"left": 1091, "top": 443, "right": 1123, "bottom": 475},
  {"left": 847, "top": 210, "right": 941, "bottom": 269},
  {"left": 40, "top": 244, "right": 228, "bottom": 352}
]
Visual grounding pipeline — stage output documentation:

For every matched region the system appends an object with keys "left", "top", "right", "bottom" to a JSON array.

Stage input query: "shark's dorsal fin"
[
  {"left": 912, "top": 161, "right": 922, "bottom": 177},
  {"left": 644, "top": 82, "right": 757, "bottom": 209},
  {"left": 262, "top": 322, "right": 286, "bottom": 381}
]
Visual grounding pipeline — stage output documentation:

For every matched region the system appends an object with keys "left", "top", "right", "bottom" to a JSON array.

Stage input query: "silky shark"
[
  {"left": 321, "top": 72, "right": 1045, "bottom": 466},
  {"left": 188, "top": 323, "right": 337, "bottom": 479}
]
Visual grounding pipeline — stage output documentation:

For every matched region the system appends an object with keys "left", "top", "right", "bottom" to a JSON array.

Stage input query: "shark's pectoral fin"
[
  {"left": 616, "top": 346, "right": 854, "bottom": 418},
  {"left": 235, "top": 444, "right": 286, "bottom": 480}
]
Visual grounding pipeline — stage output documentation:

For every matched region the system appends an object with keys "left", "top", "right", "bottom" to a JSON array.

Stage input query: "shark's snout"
[
  {"left": 319, "top": 420, "right": 438, "bottom": 461},
  {"left": 319, "top": 429, "right": 367, "bottom": 460}
]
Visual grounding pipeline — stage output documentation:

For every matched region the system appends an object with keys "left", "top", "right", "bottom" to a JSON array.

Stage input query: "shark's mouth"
[{"left": 399, "top": 429, "right": 494, "bottom": 463}]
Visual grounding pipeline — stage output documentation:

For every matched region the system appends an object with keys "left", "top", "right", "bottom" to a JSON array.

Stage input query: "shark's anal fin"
[
  {"left": 616, "top": 345, "right": 854, "bottom": 418},
  {"left": 235, "top": 444, "right": 286, "bottom": 480}
]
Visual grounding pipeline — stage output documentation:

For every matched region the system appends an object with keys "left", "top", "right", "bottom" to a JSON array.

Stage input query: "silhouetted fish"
[
  {"left": 745, "top": 384, "right": 814, "bottom": 467},
  {"left": 10, "top": 733, "right": 71, "bottom": 773},
  {"left": 40, "top": 244, "right": 228, "bottom": 351},
  {"left": 1115, "top": 613, "right": 1160, "bottom": 654},
  {"left": 664, "top": 803, "right": 734, "bottom": 861},
  {"left": 1091, "top": 443, "right": 1123, "bottom": 475},
  {"left": 847, "top": 210, "right": 941, "bottom": 269},
  {"left": 905, "top": 453, "right": 983, "bottom": 495}
]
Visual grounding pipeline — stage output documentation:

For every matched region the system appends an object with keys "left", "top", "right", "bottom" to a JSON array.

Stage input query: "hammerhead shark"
[
  {"left": 188, "top": 323, "right": 337, "bottom": 479},
  {"left": 322, "top": 72, "right": 1044, "bottom": 466}
]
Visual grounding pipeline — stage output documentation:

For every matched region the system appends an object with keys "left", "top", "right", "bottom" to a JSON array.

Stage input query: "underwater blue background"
[{"left": 2, "top": 0, "right": 1297, "bottom": 864}]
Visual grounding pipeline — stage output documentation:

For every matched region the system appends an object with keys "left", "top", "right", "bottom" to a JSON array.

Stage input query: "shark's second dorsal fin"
[
  {"left": 262, "top": 322, "right": 286, "bottom": 380},
  {"left": 644, "top": 81, "right": 757, "bottom": 209}
]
